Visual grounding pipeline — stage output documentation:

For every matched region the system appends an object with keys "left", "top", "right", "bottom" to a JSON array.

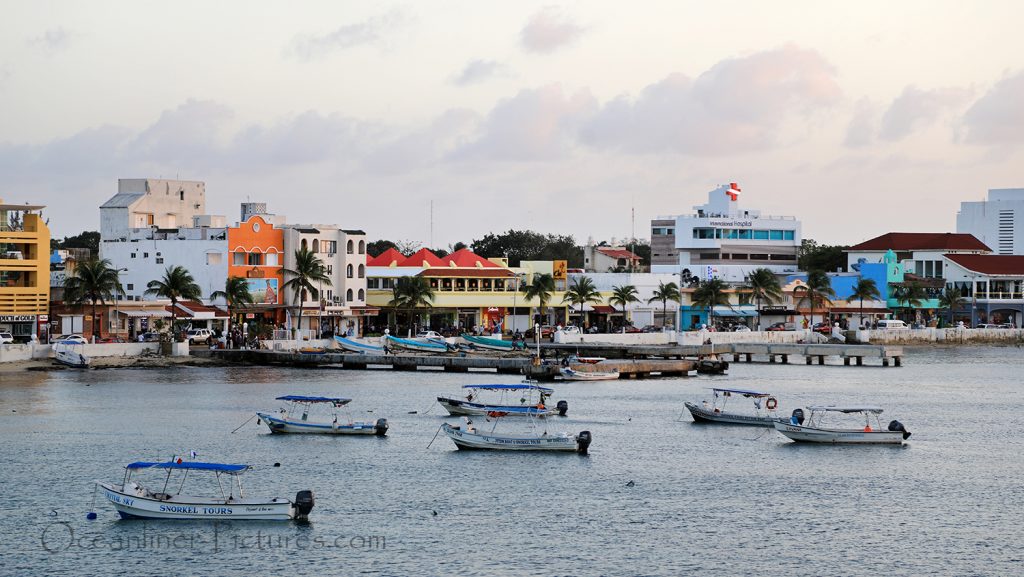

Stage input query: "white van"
[{"left": 876, "top": 319, "right": 908, "bottom": 330}]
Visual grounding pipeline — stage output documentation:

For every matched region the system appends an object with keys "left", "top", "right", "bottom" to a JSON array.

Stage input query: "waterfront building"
[
  {"left": 583, "top": 245, "right": 643, "bottom": 273},
  {"left": 0, "top": 199, "right": 50, "bottom": 341},
  {"left": 650, "top": 182, "right": 802, "bottom": 282},
  {"left": 943, "top": 255, "right": 1024, "bottom": 327},
  {"left": 226, "top": 204, "right": 286, "bottom": 327},
  {"left": 956, "top": 188, "right": 1024, "bottom": 255}
]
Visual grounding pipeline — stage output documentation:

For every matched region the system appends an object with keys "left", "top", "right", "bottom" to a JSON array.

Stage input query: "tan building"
[{"left": 1, "top": 199, "right": 50, "bottom": 341}]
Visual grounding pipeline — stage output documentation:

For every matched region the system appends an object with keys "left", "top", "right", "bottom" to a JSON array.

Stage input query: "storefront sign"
[
  {"left": 0, "top": 315, "right": 35, "bottom": 322},
  {"left": 553, "top": 260, "right": 567, "bottom": 280},
  {"left": 245, "top": 278, "right": 279, "bottom": 305},
  {"left": 708, "top": 220, "right": 753, "bottom": 227}
]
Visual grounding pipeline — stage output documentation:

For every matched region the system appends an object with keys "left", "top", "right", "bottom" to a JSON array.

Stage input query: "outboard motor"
[
  {"left": 887, "top": 420, "right": 911, "bottom": 440},
  {"left": 556, "top": 400, "right": 569, "bottom": 417},
  {"left": 294, "top": 490, "right": 315, "bottom": 520},
  {"left": 374, "top": 418, "right": 389, "bottom": 437},
  {"left": 576, "top": 431, "right": 592, "bottom": 455},
  {"left": 791, "top": 408, "right": 805, "bottom": 426}
]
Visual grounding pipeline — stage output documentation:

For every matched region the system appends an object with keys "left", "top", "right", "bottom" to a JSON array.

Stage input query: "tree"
[
  {"left": 393, "top": 240, "right": 421, "bottom": 256},
  {"left": 145, "top": 265, "right": 202, "bottom": 337},
  {"left": 609, "top": 285, "right": 640, "bottom": 329},
  {"left": 53, "top": 230, "right": 101, "bottom": 254},
  {"left": 562, "top": 276, "right": 602, "bottom": 328},
  {"left": 793, "top": 270, "right": 835, "bottom": 326},
  {"left": 647, "top": 281, "right": 681, "bottom": 328},
  {"left": 744, "top": 268, "right": 782, "bottom": 330},
  {"left": 387, "top": 276, "right": 435, "bottom": 335},
  {"left": 367, "top": 240, "right": 397, "bottom": 257},
  {"left": 847, "top": 278, "right": 881, "bottom": 328},
  {"left": 521, "top": 273, "right": 556, "bottom": 324},
  {"left": 798, "top": 239, "right": 848, "bottom": 273},
  {"left": 62, "top": 258, "right": 123, "bottom": 339},
  {"left": 894, "top": 282, "right": 927, "bottom": 323},
  {"left": 937, "top": 287, "right": 966, "bottom": 327},
  {"left": 280, "top": 248, "right": 331, "bottom": 337},
  {"left": 211, "top": 276, "right": 255, "bottom": 338},
  {"left": 691, "top": 278, "right": 731, "bottom": 329},
  {"left": 471, "top": 230, "right": 583, "bottom": 267}
]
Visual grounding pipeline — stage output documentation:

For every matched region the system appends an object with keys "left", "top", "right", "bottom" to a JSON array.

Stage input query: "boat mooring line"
[
  {"left": 744, "top": 427, "right": 774, "bottom": 442},
  {"left": 425, "top": 424, "right": 445, "bottom": 450},
  {"left": 230, "top": 413, "right": 257, "bottom": 434}
]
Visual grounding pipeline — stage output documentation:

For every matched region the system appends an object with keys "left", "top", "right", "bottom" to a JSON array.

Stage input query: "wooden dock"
[{"left": 541, "top": 342, "right": 903, "bottom": 367}]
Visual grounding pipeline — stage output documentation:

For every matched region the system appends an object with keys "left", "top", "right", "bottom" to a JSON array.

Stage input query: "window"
[
  {"left": 179, "top": 190, "right": 184, "bottom": 201},
  {"left": 264, "top": 253, "right": 278, "bottom": 267},
  {"left": 358, "top": 240, "right": 365, "bottom": 254},
  {"left": 207, "top": 252, "right": 222, "bottom": 265},
  {"left": 753, "top": 230, "right": 769, "bottom": 240},
  {"left": 693, "top": 228, "right": 716, "bottom": 239},
  {"left": 736, "top": 230, "right": 751, "bottom": 240},
  {"left": 346, "top": 289, "right": 353, "bottom": 301},
  {"left": 347, "top": 240, "right": 354, "bottom": 254},
  {"left": 358, "top": 289, "right": 364, "bottom": 300},
  {"left": 699, "top": 253, "right": 720, "bottom": 260},
  {"left": 156, "top": 257, "right": 164, "bottom": 264},
  {"left": 750, "top": 253, "right": 769, "bottom": 260},
  {"left": 312, "top": 239, "right": 319, "bottom": 253},
  {"left": 358, "top": 264, "right": 365, "bottom": 278},
  {"left": 233, "top": 252, "right": 246, "bottom": 266},
  {"left": 783, "top": 231, "right": 795, "bottom": 241},
  {"left": 367, "top": 279, "right": 379, "bottom": 289},
  {"left": 769, "top": 230, "right": 784, "bottom": 240},
  {"left": 346, "top": 264, "right": 353, "bottom": 278},
  {"left": 131, "top": 253, "right": 137, "bottom": 259},
  {"left": 143, "top": 252, "right": 149, "bottom": 258},
  {"left": 126, "top": 284, "right": 134, "bottom": 291},
  {"left": 770, "top": 254, "right": 796, "bottom": 261},
  {"left": 325, "top": 264, "right": 333, "bottom": 275},
  {"left": 248, "top": 253, "right": 261, "bottom": 266}
]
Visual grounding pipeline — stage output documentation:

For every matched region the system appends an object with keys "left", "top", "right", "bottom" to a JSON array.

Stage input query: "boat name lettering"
[{"left": 105, "top": 492, "right": 133, "bottom": 507}]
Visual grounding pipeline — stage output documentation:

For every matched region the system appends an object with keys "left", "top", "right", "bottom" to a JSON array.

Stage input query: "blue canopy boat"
[
  {"left": 334, "top": 335, "right": 385, "bottom": 354},
  {"left": 96, "top": 460, "right": 314, "bottom": 520},
  {"left": 257, "top": 395, "right": 388, "bottom": 435},
  {"left": 386, "top": 334, "right": 449, "bottom": 353},
  {"left": 683, "top": 387, "right": 781, "bottom": 426},
  {"left": 437, "top": 383, "right": 567, "bottom": 417}
]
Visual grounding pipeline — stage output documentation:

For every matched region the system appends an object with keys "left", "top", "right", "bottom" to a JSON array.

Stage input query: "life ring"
[{"left": 765, "top": 397, "right": 778, "bottom": 410}]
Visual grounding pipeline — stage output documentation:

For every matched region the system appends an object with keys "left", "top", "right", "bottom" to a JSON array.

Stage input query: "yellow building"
[{"left": 0, "top": 199, "right": 50, "bottom": 340}]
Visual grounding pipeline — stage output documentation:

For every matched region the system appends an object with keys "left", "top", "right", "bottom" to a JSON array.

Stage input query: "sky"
[{"left": 2, "top": 1, "right": 1024, "bottom": 250}]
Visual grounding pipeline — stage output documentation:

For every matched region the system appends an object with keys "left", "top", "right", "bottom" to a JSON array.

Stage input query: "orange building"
[{"left": 226, "top": 214, "right": 285, "bottom": 324}]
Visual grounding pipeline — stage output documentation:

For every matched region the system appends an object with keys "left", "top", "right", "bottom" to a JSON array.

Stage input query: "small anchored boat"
[
  {"left": 559, "top": 367, "right": 620, "bottom": 381},
  {"left": 684, "top": 387, "right": 781, "bottom": 426},
  {"left": 441, "top": 414, "right": 591, "bottom": 453},
  {"left": 437, "top": 383, "right": 567, "bottom": 417},
  {"left": 386, "top": 334, "right": 449, "bottom": 353},
  {"left": 334, "top": 335, "right": 385, "bottom": 354},
  {"left": 695, "top": 356, "right": 729, "bottom": 374},
  {"left": 54, "top": 340, "right": 90, "bottom": 368},
  {"left": 257, "top": 395, "right": 388, "bottom": 435},
  {"left": 96, "top": 460, "right": 314, "bottom": 520},
  {"left": 460, "top": 334, "right": 524, "bottom": 352},
  {"left": 774, "top": 406, "right": 911, "bottom": 444}
]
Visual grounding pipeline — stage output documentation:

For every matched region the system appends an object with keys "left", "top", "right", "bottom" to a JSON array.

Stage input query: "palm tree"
[
  {"left": 562, "top": 276, "right": 602, "bottom": 329},
  {"left": 145, "top": 265, "right": 202, "bottom": 337},
  {"left": 387, "top": 276, "right": 435, "bottom": 335},
  {"left": 609, "top": 285, "right": 640, "bottom": 330},
  {"left": 647, "top": 281, "right": 682, "bottom": 328},
  {"left": 62, "top": 258, "right": 123, "bottom": 339},
  {"left": 521, "top": 273, "right": 556, "bottom": 326},
  {"left": 280, "top": 247, "right": 331, "bottom": 337},
  {"left": 894, "top": 282, "right": 927, "bottom": 324},
  {"left": 847, "top": 278, "right": 881, "bottom": 328},
  {"left": 937, "top": 286, "right": 967, "bottom": 327},
  {"left": 211, "top": 276, "right": 255, "bottom": 338},
  {"left": 793, "top": 270, "right": 835, "bottom": 327},
  {"left": 744, "top": 268, "right": 782, "bottom": 330},
  {"left": 691, "top": 278, "right": 731, "bottom": 329}
]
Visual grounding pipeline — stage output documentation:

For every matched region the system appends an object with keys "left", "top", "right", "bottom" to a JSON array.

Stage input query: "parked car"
[
  {"left": 524, "top": 325, "right": 554, "bottom": 339},
  {"left": 560, "top": 325, "right": 582, "bottom": 335},
  {"left": 415, "top": 330, "right": 445, "bottom": 340},
  {"left": 140, "top": 332, "right": 163, "bottom": 342},
  {"left": 876, "top": 319, "right": 908, "bottom": 330},
  {"left": 186, "top": 328, "right": 214, "bottom": 344},
  {"left": 51, "top": 334, "right": 88, "bottom": 344},
  {"left": 812, "top": 322, "right": 832, "bottom": 335},
  {"left": 0, "top": 332, "right": 13, "bottom": 345},
  {"left": 732, "top": 325, "right": 752, "bottom": 332},
  {"left": 641, "top": 325, "right": 661, "bottom": 333},
  {"left": 619, "top": 325, "right": 643, "bottom": 333},
  {"left": 96, "top": 336, "right": 126, "bottom": 344},
  {"left": 766, "top": 322, "right": 795, "bottom": 332}
]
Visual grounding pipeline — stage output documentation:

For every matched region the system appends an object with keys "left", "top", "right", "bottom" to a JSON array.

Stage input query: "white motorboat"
[
  {"left": 96, "top": 460, "right": 314, "bottom": 520},
  {"left": 684, "top": 387, "right": 781, "bottom": 426},
  {"left": 334, "top": 335, "right": 385, "bottom": 354},
  {"left": 437, "top": 383, "right": 567, "bottom": 417},
  {"left": 460, "top": 334, "right": 524, "bottom": 352},
  {"left": 559, "top": 367, "right": 619, "bottom": 381},
  {"left": 53, "top": 340, "right": 90, "bottom": 368},
  {"left": 386, "top": 334, "right": 449, "bottom": 353},
  {"left": 257, "top": 395, "right": 388, "bottom": 435},
  {"left": 440, "top": 415, "right": 591, "bottom": 453},
  {"left": 774, "top": 406, "right": 912, "bottom": 444}
]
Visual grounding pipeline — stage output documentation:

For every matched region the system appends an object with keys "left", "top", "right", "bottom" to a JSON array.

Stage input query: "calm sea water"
[{"left": 2, "top": 346, "right": 1023, "bottom": 576}]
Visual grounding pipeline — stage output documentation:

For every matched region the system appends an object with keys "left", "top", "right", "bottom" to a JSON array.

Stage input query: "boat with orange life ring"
[{"left": 683, "top": 387, "right": 782, "bottom": 426}]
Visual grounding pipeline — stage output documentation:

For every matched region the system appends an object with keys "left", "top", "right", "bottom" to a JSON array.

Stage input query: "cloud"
[
  {"left": 449, "top": 85, "right": 598, "bottom": 162},
  {"left": 28, "top": 27, "right": 74, "bottom": 54},
  {"left": 844, "top": 98, "right": 879, "bottom": 148},
  {"left": 287, "top": 9, "right": 410, "bottom": 61},
  {"left": 126, "top": 99, "right": 234, "bottom": 170},
  {"left": 451, "top": 59, "right": 507, "bottom": 86},
  {"left": 520, "top": 7, "right": 585, "bottom": 54},
  {"left": 963, "top": 70, "right": 1024, "bottom": 146},
  {"left": 363, "top": 109, "right": 478, "bottom": 174},
  {"left": 580, "top": 46, "right": 841, "bottom": 155},
  {"left": 879, "top": 85, "right": 971, "bottom": 141}
]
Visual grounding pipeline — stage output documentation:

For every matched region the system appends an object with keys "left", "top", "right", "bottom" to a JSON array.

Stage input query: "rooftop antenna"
[
  {"left": 430, "top": 200, "right": 434, "bottom": 250},
  {"left": 630, "top": 198, "right": 635, "bottom": 273}
]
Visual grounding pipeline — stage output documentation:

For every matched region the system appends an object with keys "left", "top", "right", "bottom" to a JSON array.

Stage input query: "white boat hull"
[
  {"left": 334, "top": 336, "right": 384, "bottom": 354},
  {"left": 257, "top": 413, "right": 388, "bottom": 435},
  {"left": 54, "top": 348, "right": 90, "bottom": 368},
  {"left": 442, "top": 423, "right": 588, "bottom": 453},
  {"left": 560, "top": 368, "right": 619, "bottom": 381},
  {"left": 97, "top": 482, "right": 299, "bottom": 520},
  {"left": 437, "top": 397, "right": 554, "bottom": 417},
  {"left": 684, "top": 401, "right": 779, "bottom": 426},
  {"left": 773, "top": 421, "right": 909, "bottom": 444}
]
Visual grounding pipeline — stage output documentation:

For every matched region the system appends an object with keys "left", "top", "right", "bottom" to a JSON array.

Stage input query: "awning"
[
  {"left": 118, "top": 310, "right": 172, "bottom": 318},
  {"left": 712, "top": 307, "right": 757, "bottom": 317},
  {"left": 590, "top": 305, "right": 617, "bottom": 314}
]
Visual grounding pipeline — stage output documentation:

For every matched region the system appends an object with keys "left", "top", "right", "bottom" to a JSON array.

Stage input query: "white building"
[
  {"left": 99, "top": 179, "right": 228, "bottom": 302},
  {"left": 651, "top": 182, "right": 801, "bottom": 282},
  {"left": 957, "top": 188, "right": 1024, "bottom": 255}
]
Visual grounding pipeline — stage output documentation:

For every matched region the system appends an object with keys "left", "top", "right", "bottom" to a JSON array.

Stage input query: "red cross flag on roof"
[{"left": 726, "top": 182, "right": 741, "bottom": 201}]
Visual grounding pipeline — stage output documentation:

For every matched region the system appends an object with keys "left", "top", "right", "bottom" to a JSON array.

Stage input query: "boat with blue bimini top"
[
  {"left": 683, "top": 387, "right": 782, "bottom": 426},
  {"left": 773, "top": 406, "right": 912, "bottom": 444},
  {"left": 257, "top": 395, "right": 388, "bottom": 435},
  {"left": 440, "top": 412, "right": 591, "bottom": 453},
  {"left": 437, "top": 383, "right": 567, "bottom": 417},
  {"left": 95, "top": 461, "right": 314, "bottom": 521}
]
